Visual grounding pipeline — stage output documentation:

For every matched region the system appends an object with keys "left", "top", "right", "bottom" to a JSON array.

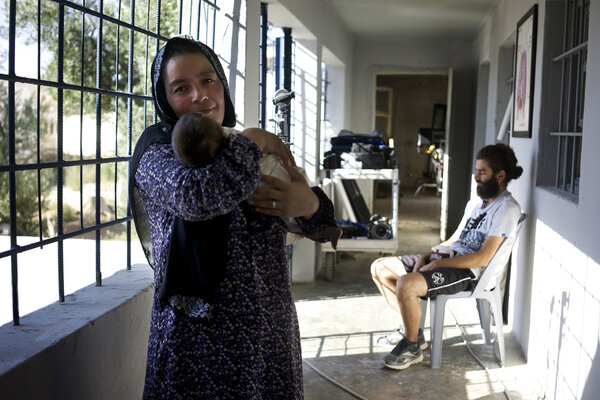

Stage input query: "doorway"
[{"left": 374, "top": 73, "right": 451, "bottom": 240}]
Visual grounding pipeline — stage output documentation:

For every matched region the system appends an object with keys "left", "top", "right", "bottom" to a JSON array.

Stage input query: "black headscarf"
[{"left": 130, "top": 36, "right": 236, "bottom": 304}]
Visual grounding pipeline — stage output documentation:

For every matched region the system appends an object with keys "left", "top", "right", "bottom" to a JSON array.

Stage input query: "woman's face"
[{"left": 164, "top": 52, "right": 225, "bottom": 124}]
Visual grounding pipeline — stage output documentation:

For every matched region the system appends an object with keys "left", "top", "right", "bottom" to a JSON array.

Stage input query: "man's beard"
[{"left": 476, "top": 176, "right": 500, "bottom": 199}]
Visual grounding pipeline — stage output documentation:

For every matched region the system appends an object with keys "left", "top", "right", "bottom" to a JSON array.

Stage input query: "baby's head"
[{"left": 172, "top": 112, "right": 227, "bottom": 167}]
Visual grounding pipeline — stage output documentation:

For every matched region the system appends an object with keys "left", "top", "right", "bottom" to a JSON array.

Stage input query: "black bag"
[
  {"left": 323, "top": 150, "right": 342, "bottom": 169},
  {"left": 330, "top": 134, "right": 385, "bottom": 153}
]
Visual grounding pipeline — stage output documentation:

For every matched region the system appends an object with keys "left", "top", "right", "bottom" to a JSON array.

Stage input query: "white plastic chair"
[{"left": 419, "top": 213, "right": 526, "bottom": 368}]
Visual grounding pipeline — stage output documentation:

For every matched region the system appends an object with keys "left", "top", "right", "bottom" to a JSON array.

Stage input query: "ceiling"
[{"left": 324, "top": 0, "right": 498, "bottom": 41}]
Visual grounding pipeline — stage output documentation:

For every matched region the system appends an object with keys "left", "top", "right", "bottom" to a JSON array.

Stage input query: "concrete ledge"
[{"left": 0, "top": 264, "right": 154, "bottom": 400}]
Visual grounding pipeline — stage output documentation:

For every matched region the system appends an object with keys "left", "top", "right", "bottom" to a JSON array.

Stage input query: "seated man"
[{"left": 371, "top": 143, "right": 523, "bottom": 370}]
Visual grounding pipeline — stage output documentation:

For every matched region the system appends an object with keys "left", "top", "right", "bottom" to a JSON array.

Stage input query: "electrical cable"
[
  {"left": 448, "top": 308, "right": 513, "bottom": 400},
  {"left": 302, "top": 359, "right": 369, "bottom": 400}
]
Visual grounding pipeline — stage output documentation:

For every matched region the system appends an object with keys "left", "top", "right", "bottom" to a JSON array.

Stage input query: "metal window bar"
[
  {"left": 322, "top": 65, "right": 329, "bottom": 122},
  {"left": 114, "top": 0, "right": 121, "bottom": 259},
  {"left": 283, "top": 28, "right": 292, "bottom": 93},
  {"left": 8, "top": 0, "right": 18, "bottom": 326},
  {"left": 275, "top": 36, "right": 282, "bottom": 90},
  {"left": 155, "top": 0, "right": 162, "bottom": 57},
  {"left": 79, "top": 4, "right": 86, "bottom": 231},
  {"left": 94, "top": 0, "right": 104, "bottom": 288},
  {"left": 37, "top": 2, "right": 44, "bottom": 244},
  {"left": 127, "top": 0, "right": 135, "bottom": 271},
  {"left": 58, "top": 0, "right": 66, "bottom": 302},
  {"left": 283, "top": 27, "right": 292, "bottom": 143},
  {"left": 259, "top": 2, "right": 268, "bottom": 129},
  {"left": 178, "top": 0, "right": 184, "bottom": 34},
  {"left": 290, "top": 36, "right": 296, "bottom": 142}
]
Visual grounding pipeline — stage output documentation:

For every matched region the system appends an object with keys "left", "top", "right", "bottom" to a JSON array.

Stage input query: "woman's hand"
[
  {"left": 248, "top": 164, "right": 319, "bottom": 220},
  {"left": 242, "top": 128, "right": 296, "bottom": 168}
]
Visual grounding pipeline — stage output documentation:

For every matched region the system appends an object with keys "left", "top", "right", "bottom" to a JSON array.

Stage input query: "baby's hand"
[{"left": 242, "top": 128, "right": 296, "bottom": 167}]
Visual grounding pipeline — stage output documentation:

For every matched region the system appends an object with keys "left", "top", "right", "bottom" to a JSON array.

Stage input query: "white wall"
[
  {"left": 474, "top": 1, "right": 600, "bottom": 398},
  {"left": 321, "top": 48, "right": 347, "bottom": 155}
]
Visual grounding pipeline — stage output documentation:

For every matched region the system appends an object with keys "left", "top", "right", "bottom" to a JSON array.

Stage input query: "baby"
[{"left": 171, "top": 112, "right": 342, "bottom": 248}]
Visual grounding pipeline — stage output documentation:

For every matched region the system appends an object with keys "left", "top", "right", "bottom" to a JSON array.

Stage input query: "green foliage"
[
  {"left": 8, "top": 0, "right": 178, "bottom": 115},
  {"left": 0, "top": 81, "right": 54, "bottom": 236},
  {"left": 0, "top": 0, "right": 180, "bottom": 238}
]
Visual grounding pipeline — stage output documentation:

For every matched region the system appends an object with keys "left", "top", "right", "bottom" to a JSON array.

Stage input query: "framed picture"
[{"left": 512, "top": 4, "right": 538, "bottom": 138}]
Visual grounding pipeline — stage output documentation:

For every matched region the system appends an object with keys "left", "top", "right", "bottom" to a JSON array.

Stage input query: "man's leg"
[
  {"left": 382, "top": 272, "right": 429, "bottom": 370},
  {"left": 370, "top": 256, "right": 408, "bottom": 313},
  {"left": 396, "top": 273, "right": 428, "bottom": 342},
  {"left": 372, "top": 256, "right": 428, "bottom": 351}
]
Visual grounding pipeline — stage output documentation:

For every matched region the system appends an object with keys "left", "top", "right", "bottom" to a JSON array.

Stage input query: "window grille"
[
  {"left": 548, "top": 0, "right": 589, "bottom": 195},
  {"left": 0, "top": 0, "right": 241, "bottom": 326}
]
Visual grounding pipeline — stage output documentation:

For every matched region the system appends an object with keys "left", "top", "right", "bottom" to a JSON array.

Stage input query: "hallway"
[{"left": 293, "top": 191, "right": 542, "bottom": 400}]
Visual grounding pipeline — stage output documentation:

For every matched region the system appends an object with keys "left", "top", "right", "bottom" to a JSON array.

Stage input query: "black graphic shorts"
[{"left": 401, "top": 254, "right": 477, "bottom": 298}]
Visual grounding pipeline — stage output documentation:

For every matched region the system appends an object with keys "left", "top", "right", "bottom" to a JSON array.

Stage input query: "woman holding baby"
[{"left": 130, "top": 35, "right": 336, "bottom": 399}]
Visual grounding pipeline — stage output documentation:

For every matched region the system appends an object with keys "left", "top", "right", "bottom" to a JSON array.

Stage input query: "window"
[
  {"left": 538, "top": 0, "right": 590, "bottom": 197},
  {"left": 0, "top": 0, "right": 243, "bottom": 326}
]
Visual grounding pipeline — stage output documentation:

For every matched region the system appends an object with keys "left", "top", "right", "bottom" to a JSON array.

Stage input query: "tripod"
[{"left": 271, "top": 88, "right": 295, "bottom": 147}]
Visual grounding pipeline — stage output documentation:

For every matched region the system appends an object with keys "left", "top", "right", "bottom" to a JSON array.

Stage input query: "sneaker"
[
  {"left": 377, "top": 328, "right": 428, "bottom": 350},
  {"left": 383, "top": 338, "right": 424, "bottom": 370}
]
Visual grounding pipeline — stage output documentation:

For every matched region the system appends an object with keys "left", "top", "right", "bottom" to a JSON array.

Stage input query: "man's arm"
[
  {"left": 415, "top": 235, "right": 505, "bottom": 272},
  {"left": 413, "top": 215, "right": 468, "bottom": 269}
]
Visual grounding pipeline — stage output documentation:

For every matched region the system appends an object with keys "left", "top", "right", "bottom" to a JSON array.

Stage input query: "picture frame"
[{"left": 512, "top": 4, "right": 538, "bottom": 138}]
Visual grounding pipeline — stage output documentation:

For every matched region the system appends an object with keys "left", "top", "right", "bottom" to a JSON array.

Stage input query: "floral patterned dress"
[{"left": 136, "top": 131, "right": 334, "bottom": 399}]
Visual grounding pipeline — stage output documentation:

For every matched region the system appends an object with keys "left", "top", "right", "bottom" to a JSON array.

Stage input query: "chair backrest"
[{"left": 472, "top": 213, "right": 527, "bottom": 294}]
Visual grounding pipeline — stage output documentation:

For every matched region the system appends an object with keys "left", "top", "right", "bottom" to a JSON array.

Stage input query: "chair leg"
[
  {"left": 476, "top": 298, "right": 492, "bottom": 344},
  {"left": 419, "top": 298, "right": 428, "bottom": 332},
  {"left": 489, "top": 292, "right": 505, "bottom": 365},
  {"left": 429, "top": 296, "right": 448, "bottom": 369}
]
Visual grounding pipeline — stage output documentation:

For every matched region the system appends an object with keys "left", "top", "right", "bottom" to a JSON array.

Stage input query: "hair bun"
[{"left": 511, "top": 165, "right": 524, "bottom": 180}]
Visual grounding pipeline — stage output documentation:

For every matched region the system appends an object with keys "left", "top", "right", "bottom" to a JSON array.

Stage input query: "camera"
[{"left": 368, "top": 214, "right": 393, "bottom": 240}]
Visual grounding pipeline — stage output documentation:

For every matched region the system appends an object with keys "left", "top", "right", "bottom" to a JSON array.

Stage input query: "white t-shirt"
[{"left": 448, "top": 190, "right": 521, "bottom": 278}]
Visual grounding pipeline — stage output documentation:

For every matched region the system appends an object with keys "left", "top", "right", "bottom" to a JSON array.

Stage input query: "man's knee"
[
  {"left": 396, "top": 273, "right": 427, "bottom": 299},
  {"left": 370, "top": 256, "right": 399, "bottom": 278}
]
